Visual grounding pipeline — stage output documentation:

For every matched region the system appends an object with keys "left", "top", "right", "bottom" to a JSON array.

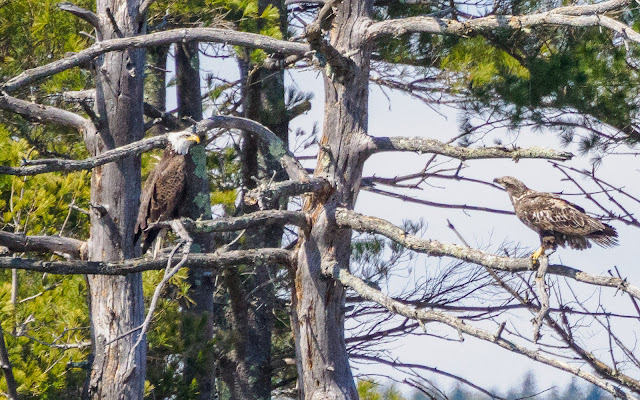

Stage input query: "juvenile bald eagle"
[
  {"left": 494, "top": 176, "right": 618, "bottom": 261},
  {"left": 134, "top": 131, "right": 201, "bottom": 254}
]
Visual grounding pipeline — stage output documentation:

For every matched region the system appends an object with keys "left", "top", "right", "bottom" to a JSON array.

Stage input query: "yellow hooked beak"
[{"left": 186, "top": 134, "right": 201, "bottom": 144}]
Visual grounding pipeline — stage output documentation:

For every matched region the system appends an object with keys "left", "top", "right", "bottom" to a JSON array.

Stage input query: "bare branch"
[
  {"left": 244, "top": 177, "right": 330, "bottom": 206},
  {"left": 532, "top": 256, "right": 550, "bottom": 343},
  {"left": 366, "top": 0, "right": 640, "bottom": 43},
  {"left": 59, "top": 89, "right": 96, "bottom": 103},
  {"left": 200, "top": 116, "right": 309, "bottom": 181},
  {"left": 0, "top": 231, "right": 86, "bottom": 260},
  {"left": 128, "top": 241, "right": 191, "bottom": 363},
  {"left": 152, "top": 210, "right": 310, "bottom": 233},
  {"left": 0, "top": 322, "right": 18, "bottom": 400},
  {"left": 0, "top": 135, "right": 166, "bottom": 176},
  {"left": 331, "top": 265, "right": 633, "bottom": 398},
  {"left": 335, "top": 208, "right": 640, "bottom": 300},
  {"left": 57, "top": 2, "right": 100, "bottom": 30},
  {"left": 3, "top": 28, "right": 310, "bottom": 93},
  {"left": 137, "top": 0, "right": 156, "bottom": 22},
  {"left": 305, "top": 0, "right": 354, "bottom": 77},
  {"left": 0, "top": 117, "right": 305, "bottom": 182},
  {"left": 363, "top": 186, "right": 515, "bottom": 215},
  {"left": 352, "top": 354, "right": 509, "bottom": 400},
  {"left": 0, "top": 248, "right": 292, "bottom": 275},
  {"left": 367, "top": 136, "right": 573, "bottom": 161},
  {"left": 0, "top": 91, "right": 94, "bottom": 132}
]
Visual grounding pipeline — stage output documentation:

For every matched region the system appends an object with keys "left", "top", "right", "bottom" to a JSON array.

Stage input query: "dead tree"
[{"left": 0, "top": 0, "right": 640, "bottom": 399}]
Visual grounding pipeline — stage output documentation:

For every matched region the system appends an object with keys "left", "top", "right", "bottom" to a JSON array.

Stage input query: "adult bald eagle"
[
  {"left": 134, "top": 131, "right": 201, "bottom": 254},
  {"left": 494, "top": 176, "right": 618, "bottom": 261}
]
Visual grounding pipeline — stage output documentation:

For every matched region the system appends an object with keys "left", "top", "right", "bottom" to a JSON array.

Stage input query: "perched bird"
[
  {"left": 493, "top": 176, "right": 618, "bottom": 261},
  {"left": 134, "top": 131, "right": 201, "bottom": 254}
]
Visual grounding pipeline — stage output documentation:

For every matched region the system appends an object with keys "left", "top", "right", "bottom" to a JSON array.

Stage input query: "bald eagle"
[
  {"left": 494, "top": 176, "right": 618, "bottom": 261},
  {"left": 134, "top": 131, "right": 201, "bottom": 254}
]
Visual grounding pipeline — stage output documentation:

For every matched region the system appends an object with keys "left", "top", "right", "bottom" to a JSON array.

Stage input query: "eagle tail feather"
[{"left": 589, "top": 223, "right": 618, "bottom": 248}]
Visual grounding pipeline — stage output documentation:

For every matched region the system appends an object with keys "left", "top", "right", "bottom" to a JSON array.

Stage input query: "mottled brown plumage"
[
  {"left": 134, "top": 132, "right": 200, "bottom": 254},
  {"left": 494, "top": 176, "right": 618, "bottom": 260}
]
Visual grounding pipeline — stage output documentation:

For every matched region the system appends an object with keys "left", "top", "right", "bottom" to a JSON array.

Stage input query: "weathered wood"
[
  {"left": 293, "top": 0, "right": 373, "bottom": 397},
  {"left": 3, "top": 28, "right": 310, "bottom": 93},
  {"left": 86, "top": 1, "right": 146, "bottom": 398},
  {"left": 0, "top": 249, "right": 292, "bottom": 275},
  {"left": 176, "top": 41, "right": 217, "bottom": 400},
  {"left": 0, "top": 231, "right": 86, "bottom": 260},
  {"left": 368, "top": 136, "right": 573, "bottom": 161},
  {"left": 219, "top": 31, "right": 289, "bottom": 397},
  {"left": 0, "top": 321, "right": 18, "bottom": 400},
  {"left": 364, "top": 0, "right": 635, "bottom": 41}
]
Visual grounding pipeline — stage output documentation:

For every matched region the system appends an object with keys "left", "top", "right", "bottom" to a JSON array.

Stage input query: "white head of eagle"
[
  {"left": 168, "top": 131, "right": 201, "bottom": 155},
  {"left": 134, "top": 131, "right": 202, "bottom": 254}
]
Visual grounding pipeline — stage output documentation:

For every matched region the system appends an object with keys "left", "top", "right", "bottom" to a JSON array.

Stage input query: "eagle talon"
[{"left": 530, "top": 247, "right": 544, "bottom": 265}]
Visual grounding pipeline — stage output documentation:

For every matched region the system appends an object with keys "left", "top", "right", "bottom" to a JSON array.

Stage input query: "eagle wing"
[
  {"left": 516, "top": 193, "right": 607, "bottom": 236},
  {"left": 134, "top": 152, "right": 187, "bottom": 249}
]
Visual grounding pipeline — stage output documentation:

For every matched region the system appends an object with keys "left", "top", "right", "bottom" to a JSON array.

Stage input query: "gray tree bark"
[
  {"left": 86, "top": 1, "right": 147, "bottom": 398},
  {"left": 218, "top": 2, "right": 289, "bottom": 396},
  {"left": 292, "top": 0, "right": 372, "bottom": 398},
  {"left": 145, "top": 44, "right": 170, "bottom": 136},
  {"left": 176, "top": 40, "right": 217, "bottom": 400}
]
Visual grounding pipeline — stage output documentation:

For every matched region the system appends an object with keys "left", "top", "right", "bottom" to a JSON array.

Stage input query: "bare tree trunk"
[
  {"left": 218, "top": 16, "right": 289, "bottom": 397},
  {"left": 86, "top": 1, "right": 146, "bottom": 398},
  {"left": 0, "top": 320, "right": 18, "bottom": 400},
  {"left": 292, "top": 0, "right": 372, "bottom": 398},
  {"left": 145, "top": 44, "right": 169, "bottom": 136},
  {"left": 176, "top": 40, "right": 217, "bottom": 400}
]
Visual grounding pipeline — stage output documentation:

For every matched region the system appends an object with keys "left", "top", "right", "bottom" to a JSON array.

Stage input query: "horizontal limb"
[
  {"left": 367, "top": 136, "right": 573, "bottom": 161},
  {"left": 3, "top": 28, "right": 310, "bottom": 93},
  {"left": 0, "top": 248, "right": 292, "bottom": 275},
  {"left": 151, "top": 210, "right": 311, "bottom": 233},
  {"left": 366, "top": 0, "right": 637, "bottom": 42},
  {"left": 244, "top": 177, "right": 330, "bottom": 206},
  {"left": 0, "top": 231, "right": 86, "bottom": 260},
  {"left": 335, "top": 208, "right": 640, "bottom": 300}
]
